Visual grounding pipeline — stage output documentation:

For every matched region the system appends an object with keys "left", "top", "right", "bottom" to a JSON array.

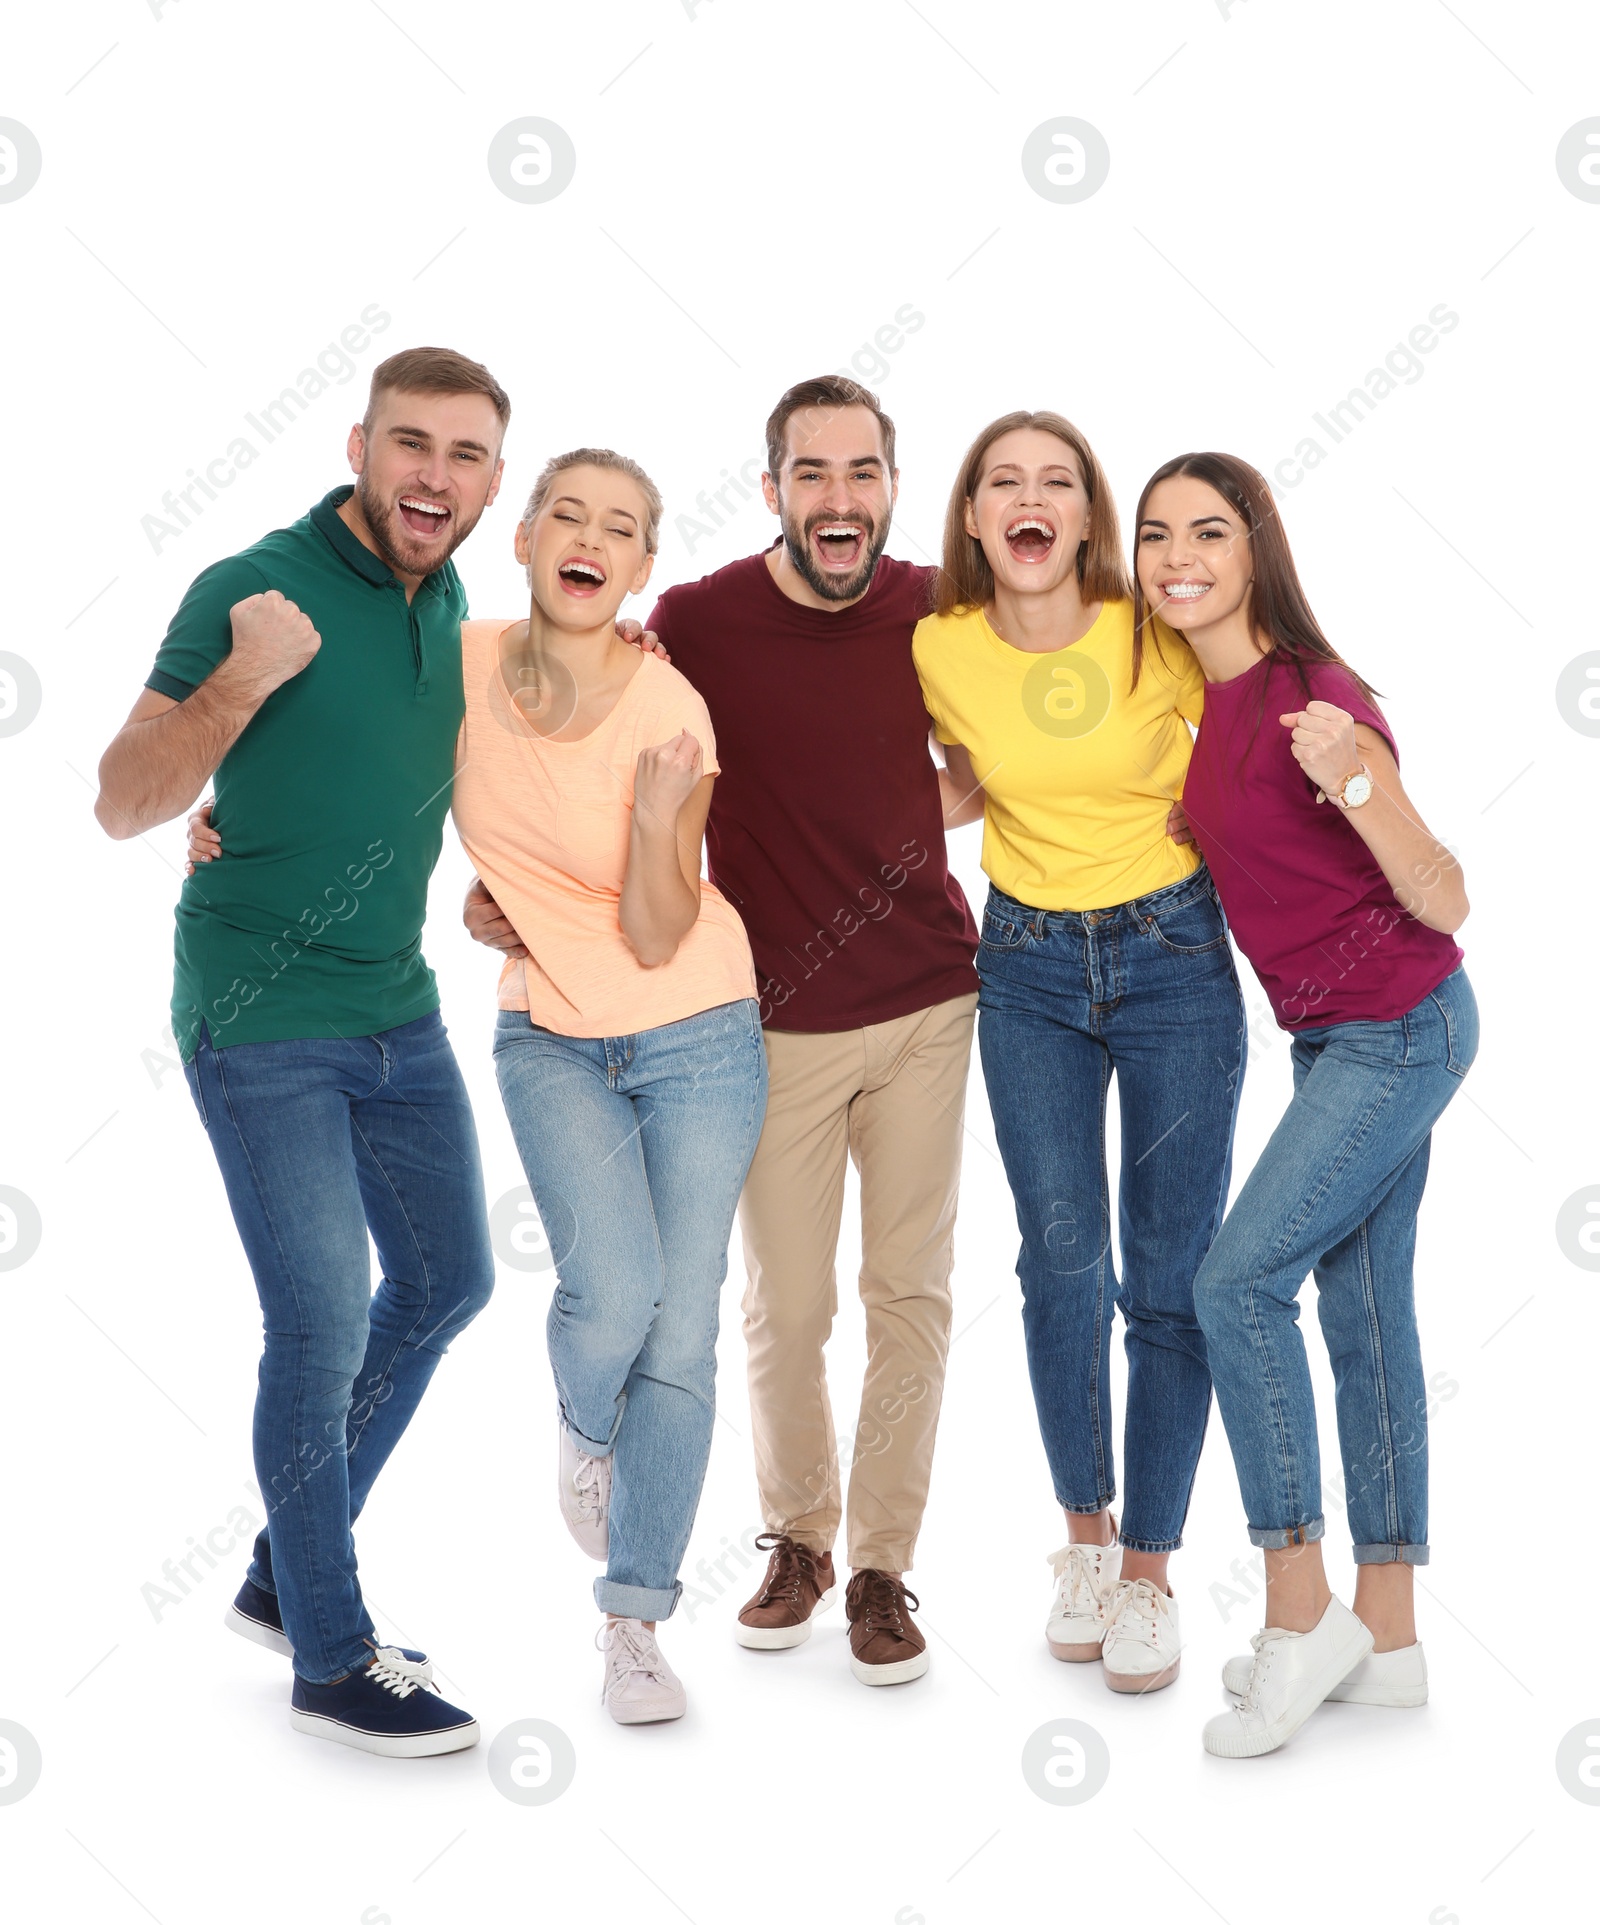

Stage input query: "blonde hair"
[{"left": 519, "top": 447, "right": 664, "bottom": 556}]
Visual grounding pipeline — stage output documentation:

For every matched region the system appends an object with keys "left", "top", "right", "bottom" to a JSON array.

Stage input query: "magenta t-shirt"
[{"left": 1183, "top": 656, "right": 1462, "bottom": 1031}]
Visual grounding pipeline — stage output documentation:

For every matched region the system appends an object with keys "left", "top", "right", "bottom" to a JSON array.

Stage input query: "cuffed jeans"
[
  {"left": 185, "top": 1010, "right": 495, "bottom": 1683},
  {"left": 1193, "top": 966, "right": 1478, "bottom": 1563},
  {"left": 494, "top": 999, "right": 767, "bottom": 1622},
  {"left": 977, "top": 869, "right": 1245, "bottom": 1553}
]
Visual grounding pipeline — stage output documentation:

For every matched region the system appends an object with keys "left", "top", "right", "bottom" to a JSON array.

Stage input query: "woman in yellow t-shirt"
[
  {"left": 912, "top": 411, "right": 1244, "bottom": 1695},
  {"left": 455, "top": 448, "right": 766, "bottom": 1728}
]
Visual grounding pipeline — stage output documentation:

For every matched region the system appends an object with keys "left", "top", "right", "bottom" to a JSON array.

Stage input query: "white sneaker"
[
  {"left": 1222, "top": 1638, "right": 1427, "bottom": 1707},
  {"left": 1203, "top": 1597, "right": 1374, "bottom": 1757},
  {"left": 598, "top": 1619, "right": 686, "bottom": 1725},
  {"left": 558, "top": 1425, "right": 610, "bottom": 1560},
  {"left": 1101, "top": 1578, "right": 1182, "bottom": 1694},
  {"left": 1045, "top": 1531, "right": 1122, "bottom": 1661}
]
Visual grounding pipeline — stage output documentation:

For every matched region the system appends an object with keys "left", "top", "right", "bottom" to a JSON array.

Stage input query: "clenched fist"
[
  {"left": 227, "top": 591, "right": 322, "bottom": 695},
  {"left": 632, "top": 730, "right": 703, "bottom": 824},
  {"left": 1279, "top": 698, "right": 1359, "bottom": 796}
]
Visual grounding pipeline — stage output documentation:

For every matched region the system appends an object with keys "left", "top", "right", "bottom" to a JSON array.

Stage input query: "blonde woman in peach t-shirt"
[{"left": 454, "top": 449, "right": 766, "bottom": 1727}]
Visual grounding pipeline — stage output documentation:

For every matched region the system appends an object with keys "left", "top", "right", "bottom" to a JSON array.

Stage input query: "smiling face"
[
  {"left": 514, "top": 463, "right": 655, "bottom": 630},
  {"left": 763, "top": 402, "right": 897, "bottom": 604},
  {"left": 348, "top": 387, "right": 505, "bottom": 581},
  {"left": 962, "top": 427, "right": 1093, "bottom": 599},
  {"left": 1136, "top": 474, "right": 1254, "bottom": 634}
]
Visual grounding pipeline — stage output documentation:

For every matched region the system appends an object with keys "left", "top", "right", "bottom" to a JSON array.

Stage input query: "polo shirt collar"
[{"left": 309, "top": 486, "right": 450, "bottom": 601}]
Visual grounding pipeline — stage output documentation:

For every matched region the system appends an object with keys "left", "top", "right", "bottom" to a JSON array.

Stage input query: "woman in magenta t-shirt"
[{"left": 1134, "top": 452, "right": 1477, "bottom": 1761}]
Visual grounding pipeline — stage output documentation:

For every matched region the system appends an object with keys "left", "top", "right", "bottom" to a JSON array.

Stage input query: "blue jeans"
[
  {"left": 493, "top": 999, "right": 767, "bottom": 1621},
  {"left": 1193, "top": 966, "right": 1478, "bottom": 1563},
  {"left": 976, "top": 869, "right": 1245, "bottom": 1553},
  {"left": 184, "top": 1010, "right": 495, "bottom": 1682}
]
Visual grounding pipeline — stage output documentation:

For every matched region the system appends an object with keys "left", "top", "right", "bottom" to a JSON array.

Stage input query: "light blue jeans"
[
  {"left": 1193, "top": 967, "right": 1477, "bottom": 1564},
  {"left": 494, "top": 998, "right": 767, "bottom": 1620}
]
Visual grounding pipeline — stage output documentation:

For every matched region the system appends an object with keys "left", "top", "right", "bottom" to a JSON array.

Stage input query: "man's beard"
[
  {"left": 779, "top": 502, "right": 891, "bottom": 604},
  {"left": 355, "top": 472, "right": 480, "bottom": 578}
]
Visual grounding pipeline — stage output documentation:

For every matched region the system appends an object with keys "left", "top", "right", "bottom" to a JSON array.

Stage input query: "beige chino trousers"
[{"left": 738, "top": 993, "right": 977, "bottom": 1573}]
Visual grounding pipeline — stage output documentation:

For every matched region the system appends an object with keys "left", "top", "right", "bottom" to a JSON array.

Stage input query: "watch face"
[{"left": 1343, "top": 772, "right": 1373, "bottom": 807}]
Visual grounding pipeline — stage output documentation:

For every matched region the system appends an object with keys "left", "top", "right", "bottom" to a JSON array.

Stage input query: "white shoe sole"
[
  {"left": 288, "top": 1708, "right": 479, "bottom": 1757},
  {"left": 1221, "top": 1653, "right": 1427, "bottom": 1707},
  {"left": 735, "top": 1586, "right": 839, "bottom": 1647},
  {"left": 734, "top": 1583, "right": 837, "bottom": 1649},
  {"left": 1204, "top": 1627, "right": 1373, "bottom": 1757},
  {"left": 606, "top": 1694, "right": 687, "bottom": 1725},
  {"left": 225, "top": 1601, "right": 292, "bottom": 1660},
  {"left": 850, "top": 1648, "right": 929, "bottom": 1687},
  {"left": 1105, "top": 1654, "right": 1180, "bottom": 1695}
]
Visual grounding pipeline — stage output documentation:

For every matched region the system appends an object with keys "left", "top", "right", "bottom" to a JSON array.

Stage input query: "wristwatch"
[{"left": 1317, "top": 764, "right": 1373, "bottom": 810}]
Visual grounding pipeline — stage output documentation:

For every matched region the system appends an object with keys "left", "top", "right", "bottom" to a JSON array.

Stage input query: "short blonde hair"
[{"left": 519, "top": 447, "right": 664, "bottom": 556}]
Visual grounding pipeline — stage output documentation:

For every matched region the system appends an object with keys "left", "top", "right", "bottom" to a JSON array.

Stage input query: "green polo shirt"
[{"left": 148, "top": 487, "right": 468, "bottom": 1059}]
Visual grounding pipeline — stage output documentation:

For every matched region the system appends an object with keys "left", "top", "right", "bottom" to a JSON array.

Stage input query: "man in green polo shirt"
[{"left": 95, "top": 347, "right": 507, "bottom": 1758}]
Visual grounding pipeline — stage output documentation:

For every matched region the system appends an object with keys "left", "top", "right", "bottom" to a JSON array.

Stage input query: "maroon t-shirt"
[
  {"left": 647, "top": 548, "right": 978, "bottom": 1031},
  {"left": 1183, "top": 655, "right": 1462, "bottom": 1030}
]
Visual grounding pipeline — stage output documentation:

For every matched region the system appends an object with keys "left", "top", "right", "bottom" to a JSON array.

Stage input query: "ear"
[
  {"left": 513, "top": 519, "right": 531, "bottom": 566},
  {"left": 889, "top": 466, "right": 900, "bottom": 511},
  {"left": 961, "top": 497, "right": 979, "bottom": 540},
  {"left": 484, "top": 456, "right": 505, "bottom": 510},
  {"left": 760, "top": 470, "right": 781, "bottom": 517},
  {"left": 346, "top": 422, "right": 366, "bottom": 476},
  {"left": 630, "top": 550, "right": 656, "bottom": 597}
]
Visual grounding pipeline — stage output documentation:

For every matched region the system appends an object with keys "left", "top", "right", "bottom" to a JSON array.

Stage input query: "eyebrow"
[
  {"left": 388, "top": 424, "right": 494, "bottom": 456},
  {"left": 551, "top": 494, "right": 638, "bottom": 522},
  {"left": 786, "top": 453, "right": 884, "bottom": 470},
  {"left": 987, "top": 461, "right": 1078, "bottom": 475},
  {"left": 1138, "top": 514, "right": 1232, "bottom": 530}
]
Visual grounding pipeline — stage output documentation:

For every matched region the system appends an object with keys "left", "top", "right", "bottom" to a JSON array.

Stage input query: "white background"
[{"left": 3, "top": 2, "right": 1597, "bottom": 1921}]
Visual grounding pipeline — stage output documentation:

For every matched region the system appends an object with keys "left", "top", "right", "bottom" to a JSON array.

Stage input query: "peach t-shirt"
[{"left": 454, "top": 620, "right": 757, "bottom": 1038}]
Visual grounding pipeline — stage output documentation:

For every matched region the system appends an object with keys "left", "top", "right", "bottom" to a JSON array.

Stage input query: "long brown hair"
[
  {"left": 934, "top": 410, "right": 1132, "bottom": 621},
  {"left": 1132, "top": 452, "right": 1379, "bottom": 707}
]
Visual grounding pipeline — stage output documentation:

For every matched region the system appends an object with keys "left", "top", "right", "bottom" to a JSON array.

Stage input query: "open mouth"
[
  {"left": 1160, "top": 580, "right": 1212, "bottom": 604},
  {"left": 556, "top": 557, "right": 607, "bottom": 596},
  {"left": 1004, "top": 516, "right": 1057, "bottom": 563},
  {"left": 398, "top": 494, "right": 452, "bottom": 538},
  {"left": 809, "top": 519, "right": 867, "bottom": 572}
]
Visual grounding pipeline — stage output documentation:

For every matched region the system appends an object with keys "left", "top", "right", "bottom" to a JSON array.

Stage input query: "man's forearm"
[{"left": 95, "top": 665, "right": 270, "bottom": 838}]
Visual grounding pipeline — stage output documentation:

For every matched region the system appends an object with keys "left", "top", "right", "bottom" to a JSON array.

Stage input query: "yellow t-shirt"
[
  {"left": 912, "top": 599, "right": 1205, "bottom": 913},
  {"left": 453, "top": 620, "right": 757, "bottom": 1038}
]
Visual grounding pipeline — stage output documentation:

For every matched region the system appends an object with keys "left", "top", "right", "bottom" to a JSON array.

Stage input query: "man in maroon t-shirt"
[{"left": 469, "top": 378, "right": 978, "bottom": 1688}]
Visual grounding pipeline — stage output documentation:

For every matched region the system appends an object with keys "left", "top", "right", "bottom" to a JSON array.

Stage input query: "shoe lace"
[
  {"left": 1237, "top": 1626, "right": 1290, "bottom": 1712},
  {"left": 1047, "top": 1542, "right": 1109, "bottom": 1619},
  {"left": 597, "top": 1620, "right": 669, "bottom": 1699},
  {"left": 846, "top": 1570, "right": 919, "bottom": 1635},
  {"left": 751, "top": 1533, "right": 821, "bottom": 1608},
  {"left": 1102, "top": 1577, "right": 1163, "bottom": 1646},
  {"left": 364, "top": 1647, "right": 436, "bottom": 1700},
  {"left": 570, "top": 1451, "right": 607, "bottom": 1522}
]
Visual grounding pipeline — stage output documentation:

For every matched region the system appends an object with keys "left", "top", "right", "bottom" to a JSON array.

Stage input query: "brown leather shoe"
[
  {"left": 844, "top": 1570, "right": 929, "bottom": 1686},
  {"left": 735, "top": 1534, "right": 837, "bottom": 1649}
]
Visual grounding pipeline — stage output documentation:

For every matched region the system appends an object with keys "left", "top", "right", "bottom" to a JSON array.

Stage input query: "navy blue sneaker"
[
  {"left": 225, "top": 1576, "right": 294, "bottom": 1659},
  {"left": 225, "top": 1576, "right": 432, "bottom": 1673},
  {"left": 290, "top": 1648, "right": 479, "bottom": 1757}
]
